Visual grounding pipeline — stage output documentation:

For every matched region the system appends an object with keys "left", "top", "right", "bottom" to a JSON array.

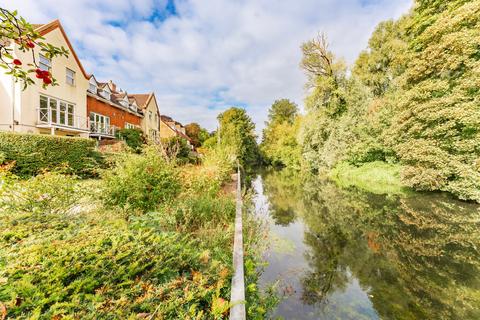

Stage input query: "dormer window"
[
  {"left": 100, "top": 90, "right": 111, "bottom": 100},
  {"left": 88, "top": 78, "right": 97, "bottom": 93},
  {"left": 120, "top": 100, "right": 128, "bottom": 107},
  {"left": 89, "top": 83, "right": 97, "bottom": 92}
]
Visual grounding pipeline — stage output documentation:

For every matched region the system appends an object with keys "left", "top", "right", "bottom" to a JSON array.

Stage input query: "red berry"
[
  {"left": 41, "top": 71, "right": 50, "bottom": 78},
  {"left": 43, "top": 77, "right": 52, "bottom": 85},
  {"left": 13, "top": 59, "right": 22, "bottom": 66},
  {"left": 35, "top": 73, "right": 43, "bottom": 79},
  {"left": 27, "top": 41, "right": 35, "bottom": 48},
  {"left": 35, "top": 68, "right": 42, "bottom": 74}
]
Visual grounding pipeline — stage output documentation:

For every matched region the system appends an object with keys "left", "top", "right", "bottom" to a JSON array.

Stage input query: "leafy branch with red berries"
[{"left": 0, "top": 8, "right": 69, "bottom": 89}]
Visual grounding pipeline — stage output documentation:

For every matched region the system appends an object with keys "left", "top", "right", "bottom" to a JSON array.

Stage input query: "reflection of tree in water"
[
  {"left": 261, "top": 169, "right": 303, "bottom": 226},
  {"left": 269, "top": 204, "right": 296, "bottom": 226},
  {"left": 263, "top": 171, "right": 480, "bottom": 319}
]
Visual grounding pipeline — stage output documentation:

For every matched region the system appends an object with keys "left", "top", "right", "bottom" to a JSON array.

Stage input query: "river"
[{"left": 252, "top": 170, "right": 480, "bottom": 320}]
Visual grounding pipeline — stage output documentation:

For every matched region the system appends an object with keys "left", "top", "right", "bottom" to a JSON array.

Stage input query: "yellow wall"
[
  {"left": 160, "top": 120, "right": 176, "bottom": 139},
  {"left": 0, "top": 27, "right": 89, "bottom": 137},
  {"left": 141, "top": 95, "right": 160, "bottom": 141}
]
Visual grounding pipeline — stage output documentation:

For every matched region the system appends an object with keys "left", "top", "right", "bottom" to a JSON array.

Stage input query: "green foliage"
[
  {"left": 116, "top": 128, "right": 145, "bottom": 153},
  {"left": 260, "top": 99, "right": 301, "bottom": 169},
  {"left": 161, "top": 136, "right": 197, "bottom": 164},
  {"left": 298, "top": 0, "right": 480, "bottom": 202},
  {"left": 100, "top": 147, "right": 180, "bottom": 212},
  {"left": 387, "top": 0, "right": 480, "bottom": 202},
  {"left": 0, "top": 170, "right": 82, "bottom": 216},
  {"left": 218, "top": 107, "right": 260, "bottom": 168},
  {"left": 0, "top": 8, "right": 69, "bottom": 89},
  {"left": 261, "top": 99, "right": 301, "bottom": 169},
  {"left": 0, "top": 132, "right": 101, "bottom": 177},
  {"left": 266, "top": 99, "right": 298, "bottom": 125},
  {"left": 0, "top": 148, "right": 249, "bottom": 319},
  {"left": 185, "top": 122, "right": 210, "bottom": 148},
  {"left": 330, "top": 161, "right": 408, "bottom": 195}
]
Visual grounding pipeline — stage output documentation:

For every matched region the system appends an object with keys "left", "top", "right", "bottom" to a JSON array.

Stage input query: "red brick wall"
[{"left": 87, "top": 96, "right": 142, "bottom": 128}]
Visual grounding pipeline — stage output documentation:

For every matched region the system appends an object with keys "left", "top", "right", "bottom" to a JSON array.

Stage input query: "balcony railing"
[
  {"left": 37, "top": 107, "right": 89, "bottom": 131},
  {"left": 90, "top": 122, "right": 118, "bottom": 137}
]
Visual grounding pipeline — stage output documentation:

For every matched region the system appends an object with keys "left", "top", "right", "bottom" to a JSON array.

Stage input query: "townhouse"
[
  {"left": 128, "top": 93, "right": 160, "bottom": 142},
  {"left": 160, "top": 115, "right": 193, "bottom": 149},
  {"left": 87, "top": 78, "right": 144, "bottom": 140},
  {"left": 0, "top": 19, "right": 162, "bottom": 143},
  {"left": 0, "top": 20, "right": 90, "bottom": 137}
]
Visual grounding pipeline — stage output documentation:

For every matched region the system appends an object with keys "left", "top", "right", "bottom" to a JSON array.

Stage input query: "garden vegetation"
[{"left": 0, "top": 138, "right": 270, "bottom": 318}]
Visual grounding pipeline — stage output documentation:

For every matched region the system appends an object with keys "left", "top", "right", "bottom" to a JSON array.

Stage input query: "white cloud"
[{"left": 4, "top": 0, "right": 412, "bottom": 132}]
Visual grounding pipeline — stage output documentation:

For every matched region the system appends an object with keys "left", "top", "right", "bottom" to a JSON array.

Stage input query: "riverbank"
[{"left": 329, "top": 161, "right": 408, "bottom": 195}]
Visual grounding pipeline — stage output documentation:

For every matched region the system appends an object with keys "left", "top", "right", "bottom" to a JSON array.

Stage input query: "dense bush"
[
  {"left": 0, "top": 170, "right": 82, "bottom": 216},
  {"left": 160, "top": 136, "right": 197, "bottom": 164},
  {"left": 100, "top": 147, "right": 180, "bottom": 212},
  {"left": 116, "top": 128, "right": 145, "bottom": 153},
  {"left": 0, "top": 132, "right": 102, "bottom": 177}
]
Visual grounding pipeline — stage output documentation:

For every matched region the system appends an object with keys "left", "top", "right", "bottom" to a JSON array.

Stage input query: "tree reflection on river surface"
[{"left": 254, "top": 170, "right": 480, "bottom": 320}]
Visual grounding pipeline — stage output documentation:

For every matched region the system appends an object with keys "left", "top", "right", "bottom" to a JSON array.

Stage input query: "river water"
[{"left": 252, "top": 170, "right": 480, "bottom": 320}]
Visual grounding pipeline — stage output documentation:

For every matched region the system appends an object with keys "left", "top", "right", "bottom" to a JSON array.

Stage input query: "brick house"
[{"left": 87, "top": 77, "right": 143, "bottom": 140}]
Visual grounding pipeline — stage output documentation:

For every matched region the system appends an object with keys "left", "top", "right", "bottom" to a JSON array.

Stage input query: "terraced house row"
[{"left": 0, "top": 19, "right": 190, "bottom": 145}]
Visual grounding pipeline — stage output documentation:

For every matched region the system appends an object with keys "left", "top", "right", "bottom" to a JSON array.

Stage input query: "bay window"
[{"left": 39, "top": 95, "right": 76, "bottom": 127}]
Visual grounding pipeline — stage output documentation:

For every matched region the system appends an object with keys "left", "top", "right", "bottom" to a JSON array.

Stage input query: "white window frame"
[
  {"left": 66, "top": 68, "right": 75, "bottom": 86},
  {"left": 39, "top": 54, "right": 51, "bottom": 71},
  {"left": 90, "top": 112, "right": 111, "bottom": 134},
  {"left": 125, "top": 122, "right": 136, "bottom": 129},
  {"left": 40, "top": 94, "right": 75, "bottom": 127}
]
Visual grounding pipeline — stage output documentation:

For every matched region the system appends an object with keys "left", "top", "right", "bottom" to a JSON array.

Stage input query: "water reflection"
[{"left": 255, "top": 170, "right": 480, "bottom": 320}]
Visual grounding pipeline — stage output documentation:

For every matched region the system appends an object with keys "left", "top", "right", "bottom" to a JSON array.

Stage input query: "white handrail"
[{"left": 37, "top": 107, "right": 88, "bottom": 130}]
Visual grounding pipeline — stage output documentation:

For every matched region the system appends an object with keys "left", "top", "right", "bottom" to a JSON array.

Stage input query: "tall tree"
[
  {"left": 185, "top": 122, "right": 209, "bottom": 148},
  {"left": 261, "top": 99, "right": 301, "bottom": 169},
  {"left": 389, "top": 0, "right": 480, "bottom": 201},
  {"left": 267, "top": 99, "right": 298, "bottom": 125},
  {"left": 218, "top": 107, "right": 260, "bottom": 167}
]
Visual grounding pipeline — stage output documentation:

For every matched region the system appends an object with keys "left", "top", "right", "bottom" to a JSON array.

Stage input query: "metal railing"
[
  {"left": 90, "top": 122, "right": 118, "bottom": 136},
  {"left": 37, "top": 107, "right": 88, "bottom": 131},
  {"left": 230, "top": 165, "right": 246, "bottom": 319}
]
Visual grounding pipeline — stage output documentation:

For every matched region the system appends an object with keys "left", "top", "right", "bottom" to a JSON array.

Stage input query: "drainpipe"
[{"left": 11, "top": 77, "right": 15, "bottom": 132}]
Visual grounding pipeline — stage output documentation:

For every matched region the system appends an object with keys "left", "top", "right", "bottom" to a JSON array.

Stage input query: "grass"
[{"left": 329, "top": 161, "right": 410, "bottom": 195}]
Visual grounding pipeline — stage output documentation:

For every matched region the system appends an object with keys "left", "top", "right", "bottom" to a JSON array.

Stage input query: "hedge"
[{"left": 0, "top": 132, "right": 103, "bottom": 177}]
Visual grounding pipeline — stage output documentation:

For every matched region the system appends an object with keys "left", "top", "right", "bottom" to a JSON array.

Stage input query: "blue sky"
[{"left": 5, "top": 0, "right": 412, "bottom": 132}]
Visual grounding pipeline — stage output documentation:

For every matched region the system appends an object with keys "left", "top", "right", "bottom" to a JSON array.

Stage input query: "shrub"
[
  {"left": 160, "top": 136, "right": 197, "bottom": 164},
  {"left": 0, "top": 170, "right": 82, "bottom": 215},
  {"left": 116, "top": 128, "right": 145, "bottom": 152},
  {"left": 0, "top": 132, "right": 102, "bottom": 177},
  {"left": 101, "top": 147, "right": 180, "bottom": 212}
]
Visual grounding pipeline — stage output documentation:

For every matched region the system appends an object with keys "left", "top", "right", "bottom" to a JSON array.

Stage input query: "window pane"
[
  {"left": 39, "top": 54, "right": 51, "bottom": 71},
  {"left": 39, "top": 96, "right": 48, "bottom": 121},
  {"left": 49, "top": 99, "right": 57, "bottom": 123},
  {"left": 59, "top": 102, "right": 66, "bottom": 125}
]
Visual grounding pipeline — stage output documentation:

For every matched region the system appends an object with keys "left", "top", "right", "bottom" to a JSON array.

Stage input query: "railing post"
[{"left": 230, "top": 164, "right": 246, "bottom": 320}]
